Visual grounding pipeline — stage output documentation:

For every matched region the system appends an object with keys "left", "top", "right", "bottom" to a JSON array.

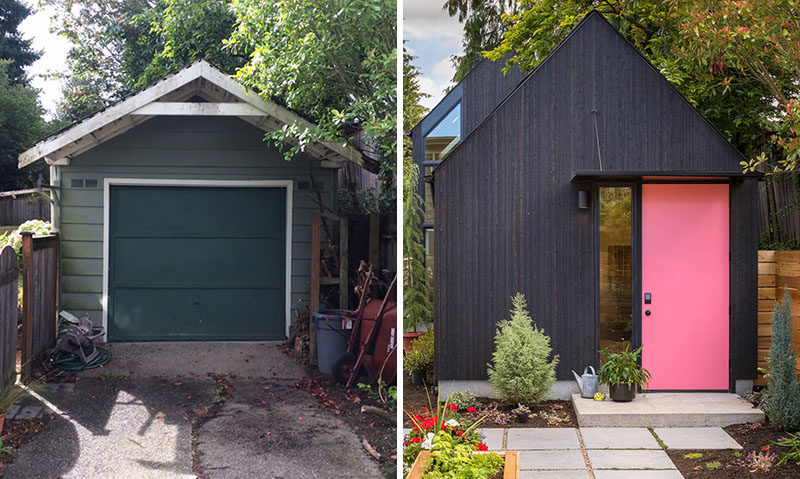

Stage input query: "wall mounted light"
[{"left": 578, "top": 190, "right": 590, "bottom": 209}]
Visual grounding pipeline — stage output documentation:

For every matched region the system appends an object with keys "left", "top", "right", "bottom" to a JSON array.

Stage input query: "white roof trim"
[{"left": 18, "top": 60, "right": 365, "bottom": 169}]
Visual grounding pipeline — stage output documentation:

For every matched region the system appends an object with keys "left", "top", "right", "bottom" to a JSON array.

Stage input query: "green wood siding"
[{"left": 58, "top": 116, "right": 335, "bottom": 333}]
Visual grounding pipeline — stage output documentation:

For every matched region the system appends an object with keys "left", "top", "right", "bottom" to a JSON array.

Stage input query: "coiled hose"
[{"left": 48, "top": 345, "right": 112, "bottom": 371}]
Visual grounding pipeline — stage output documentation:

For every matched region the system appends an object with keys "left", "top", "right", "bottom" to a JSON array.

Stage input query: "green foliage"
[
  {"left": 484, "top": 1, "right": 782, "bottom": 163},
  {"left": 0, "top": 61, "right": 48, "bottom": 190},
  {"left": 683, "top": 452, "right": 703, "bottom": 459},
  {"left": 447, "top": 390, "right": 481, "bottom": 411},
  {"left": 43, "top": 0, "right": 240, "bottom": 122},
  {"left": 0, "top": 438, "right": 12, "bottom": 455},
  {"left": 228, "top": 0, "right": 397, "bottom": 212},
  {"left": 487, "top": 293, "right": 558, "bottom": 405},
  {"left": 0, "top": 0, "right": 40, "bottom": 85},
  {"left": 443, "top": 0, "right": 519, "bottom": 82},
  {"left": 773, "top": 431, "right": 800, "bottom": 466},
  {"left": 405, "top": 331, "right": 434, "bottom": 374},
  {"left": 761, "top": 289, "right": 800, "bottom": 430},
  {"left": 403, "top": 52, "right": 433, "bottom": 332},
  {"left": 705, "top": 461, "right": 722, "bottom": 470},
  {"left": 424, "top": 430, "right": 504, "bottom": 479},
  {"left": 598, "top": 344, "right": 652, "bottom": 389}
]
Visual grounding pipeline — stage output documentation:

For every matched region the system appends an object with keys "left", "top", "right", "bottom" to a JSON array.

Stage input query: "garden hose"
[{"left": 48, "top": 345, "right": 112, "bottom": 371}]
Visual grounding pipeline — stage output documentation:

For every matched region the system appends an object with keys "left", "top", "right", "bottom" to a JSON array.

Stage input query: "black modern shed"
[{"left": 414, "top": 11, "right": 761, "bottom": 398}]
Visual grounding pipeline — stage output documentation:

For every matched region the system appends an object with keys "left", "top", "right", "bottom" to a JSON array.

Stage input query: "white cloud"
[
  {"left": 19, "top": 3, "right": 71, "bottom": 119},
  {"left": 403, "top": 0, "right": 463, "bottom": 49},
  {"left": 431, "top": 57, "right": 455, "bottom": 80}
]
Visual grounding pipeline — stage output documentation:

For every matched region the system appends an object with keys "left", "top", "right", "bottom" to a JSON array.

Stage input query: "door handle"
[{"left": 645, "top": 310, "right": 651, "bottom": 316}]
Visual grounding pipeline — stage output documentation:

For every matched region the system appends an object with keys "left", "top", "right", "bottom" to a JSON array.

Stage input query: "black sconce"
[{"left": 578, "top": 190, "right": 590, "bottom": 209}]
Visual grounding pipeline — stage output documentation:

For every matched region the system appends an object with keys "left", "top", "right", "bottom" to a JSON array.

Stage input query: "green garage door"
[{"left": 109, "top": 185, "right": 286, "bottom": 341}]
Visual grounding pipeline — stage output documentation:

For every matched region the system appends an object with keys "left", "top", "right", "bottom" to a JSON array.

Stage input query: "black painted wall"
[{"left": 433, "top": 12, "right": 757, "bottom": 385}]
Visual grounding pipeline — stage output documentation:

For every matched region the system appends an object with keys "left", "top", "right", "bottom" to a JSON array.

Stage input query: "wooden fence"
[
  {"left": 0, "top": 189, "right": 50, "bottom": 226},
  {"left": 758, "top": 175, "right": 800, "bottom": 245},
  {"left": 756, "top": 250, "right": 800, "bottom": 386},
  {"left": 0, "top": 247, "right": 18, "bottom": 385},
  {"left": 21, "top": 232, "right": 59, "bottom": 376}
]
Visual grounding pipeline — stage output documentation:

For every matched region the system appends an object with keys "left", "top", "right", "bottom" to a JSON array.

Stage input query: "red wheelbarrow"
[{"left": 331, "top": 272, "right": 397, "bottom": 387}]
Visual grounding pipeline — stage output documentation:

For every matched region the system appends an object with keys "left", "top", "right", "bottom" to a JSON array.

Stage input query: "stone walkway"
[{"left": 404, "top": 426, "right": 743, "bottom": 478}]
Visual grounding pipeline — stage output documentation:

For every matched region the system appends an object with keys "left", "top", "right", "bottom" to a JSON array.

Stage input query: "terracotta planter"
[
  {"left": 403, "top": 332, "right": 422, "bottom": 354},
  {"left": 408, "top": 450, "right": 519, "bottom": 479},
  {"left": 609, "top": 383, "right": 636, "bottom": 402}
]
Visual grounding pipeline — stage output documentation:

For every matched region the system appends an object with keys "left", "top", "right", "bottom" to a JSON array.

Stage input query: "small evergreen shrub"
[
  {"left": 405, "top": 330, "right": 434, "bottom": 374},
  {"left": 762, "top": 288, "right": 800, "bottom": 430},
  {"left": 487, "top": 293, "right": 558, "bottom": 405}
]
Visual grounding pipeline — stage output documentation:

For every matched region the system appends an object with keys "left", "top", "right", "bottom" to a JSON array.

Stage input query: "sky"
[
  {"left": 403, "top": 0, "right": 464, "bottom": 110},
  {"left": 18, "top": 1, "right": 71, "bottom": 119}
]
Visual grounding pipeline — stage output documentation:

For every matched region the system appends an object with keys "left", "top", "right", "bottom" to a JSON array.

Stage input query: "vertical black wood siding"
[{"left": 434, "top": 12, "right": 754, "bottom": 382}]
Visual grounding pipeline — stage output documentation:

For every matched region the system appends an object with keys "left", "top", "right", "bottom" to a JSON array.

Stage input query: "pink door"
[{"left": 641, "top": 183, "right": 729, "bottom": 390}]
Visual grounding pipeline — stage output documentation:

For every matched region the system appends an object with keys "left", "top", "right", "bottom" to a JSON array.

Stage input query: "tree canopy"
[{"left": 0, "top": 0, "right": 40, "bottom": 85}]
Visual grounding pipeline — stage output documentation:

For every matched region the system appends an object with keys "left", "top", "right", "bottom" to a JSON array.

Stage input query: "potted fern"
[{"left": 598, "top": 345, "right": 651, "bottom": 402}]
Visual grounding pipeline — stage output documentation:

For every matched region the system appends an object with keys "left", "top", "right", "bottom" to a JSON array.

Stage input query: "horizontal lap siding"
[
  {"left": 59, "top": 116, "right": 334, "bottom": 325},
  {"left": 435, "top": 14, "right": 750, "bottom": 381}
]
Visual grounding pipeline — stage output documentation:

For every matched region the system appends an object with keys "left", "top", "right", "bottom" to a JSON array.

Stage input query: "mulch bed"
[
  {"left": 288, "top": 348, "right": 397, "bottom": 478},
  {"left": 402, "top": 373, "right": 576, "bottom": 428},
  {"left": 667, "top": 422, "right": 800, "bottom": 478},
  {"left": 0, "top": 418, "right": 48, "bottom": 468}
]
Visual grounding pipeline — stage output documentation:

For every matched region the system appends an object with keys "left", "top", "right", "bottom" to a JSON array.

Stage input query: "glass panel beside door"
[{"left": 599, "top": 186, "right": 632, "bottom": 355}]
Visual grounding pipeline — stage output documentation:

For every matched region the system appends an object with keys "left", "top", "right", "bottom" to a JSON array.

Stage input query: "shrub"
[
  {"left": 487, "top": 293, "right": 558, "bottom": 406},
  {"left": 761, "top": 289, "right": 800, "bottom": 430},
  {"left": 405, "top": 330, "right": 434, "bottom": 374},
  {"left": 448, "top": 390, "right": 481, "bottom": 411}
]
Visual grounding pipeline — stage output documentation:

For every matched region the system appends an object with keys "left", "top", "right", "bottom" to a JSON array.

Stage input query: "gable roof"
[
  {"left": 433, "top": 10, "right": 752, "bottom": 175},
  {"left": 19, "top": 60, "right": 366, "bottom": 170}
]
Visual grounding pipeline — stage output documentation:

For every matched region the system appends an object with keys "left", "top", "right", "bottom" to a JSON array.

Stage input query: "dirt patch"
[
  {"left": 667, "top": 422, "right": 800, "bottom": 478},
  {"left": 0, "top": 418, "right": 48, "bottom": 469},
  {"left": 295, "top": 366, "right": 396, "bottom": 478},
  {"left": 402, "top": 374, "right": 576, "bottom": 428}
]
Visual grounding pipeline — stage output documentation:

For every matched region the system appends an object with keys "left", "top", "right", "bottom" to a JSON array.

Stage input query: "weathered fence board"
[
  {"left": 0, "top": 189, "right": 50, "bottom": 226},
  {"left": 21, "top": 232, "right": 59, "bottom": 377},
  {"left": 0, "top": 247, "right": 18, "bottom": 385}
]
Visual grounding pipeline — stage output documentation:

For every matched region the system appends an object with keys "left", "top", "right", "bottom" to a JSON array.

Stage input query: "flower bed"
[{"left": 406, "top": 450, "right": 519, "bottom": 479}]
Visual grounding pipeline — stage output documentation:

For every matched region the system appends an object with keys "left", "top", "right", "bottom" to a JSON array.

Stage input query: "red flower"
[
  {"left": 446, "top": 404, "right": 457, "bottom": 411},
  {"left": 762, "top": 446, "right": 770, "bottom": 451},
  {"left": 477, "top": 443, "right": 488, "bottom": 451},
  {"left": 456, "top": 430, "right": 465, "bottom": 436},
  {"left": 410, "top": 437, "right": 422, "bottom": 444},
  {"left": 466, "top": 407, "right": 477, "bottom": 413}
]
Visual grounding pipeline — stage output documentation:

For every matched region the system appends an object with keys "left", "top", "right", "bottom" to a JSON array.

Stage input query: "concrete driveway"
[{"left": 1, "top": 343, "right": 382, "bottom": 478}]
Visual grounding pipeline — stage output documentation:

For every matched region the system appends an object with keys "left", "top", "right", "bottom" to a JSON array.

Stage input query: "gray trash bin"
[{"left": 311, "top": 310, "right": 351, "bottom": 375}]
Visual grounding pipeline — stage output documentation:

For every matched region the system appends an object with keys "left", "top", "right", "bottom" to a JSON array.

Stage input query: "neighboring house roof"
[{"left": 18, "top": 60, "right": 366, "bottom": 170}]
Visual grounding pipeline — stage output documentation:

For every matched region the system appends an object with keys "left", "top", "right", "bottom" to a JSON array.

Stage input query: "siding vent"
[{"left": 70, "top": 178, "right": 99, "bottom": 189}]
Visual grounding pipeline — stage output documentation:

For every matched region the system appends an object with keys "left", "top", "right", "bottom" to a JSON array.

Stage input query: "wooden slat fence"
[
  {"left": 756, "top": 250, "right": 800, "bottom": 386},
  {"left": 0, "top": 189, "right": 50, "bottom": 226},
  {"left": 21, "top": 232, "right": 59, "bottom": 377},
  {"left": 0, "top": 246, "right": 18, "bottom": 386}
]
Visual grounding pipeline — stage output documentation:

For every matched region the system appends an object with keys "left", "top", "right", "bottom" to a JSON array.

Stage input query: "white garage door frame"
[{"left": 102, "top": 178, "right": 294, "bottom": 341}]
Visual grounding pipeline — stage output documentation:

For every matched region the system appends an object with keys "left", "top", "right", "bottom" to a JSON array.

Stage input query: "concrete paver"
[
  {"left": 519, "top": 449, "right": 586, "bottom": 469},
  {"left": 507, "top": 428, "right": 580, "bottom": 450},
  {"left": 520, "top": 471, "right": 590, "bottom": 478},
  {"left": 480, "top": 428, "right": 504, "bottom": 450},
  {"left": 653, "top": 427, "right": 743, "bottom": 450},
  {"left": 580, "top": 427, "right": 661, "bottom": 449},
  {"left": 587, "top": 449, "right": 677, "bottom": 470},
  {"left": 594, "top": 471, "right": 684, "bottom": 479}
]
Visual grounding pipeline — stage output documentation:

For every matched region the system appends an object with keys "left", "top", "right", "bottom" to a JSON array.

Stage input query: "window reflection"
[{"left": 599, "top": 187, "right": 632, "bottom": 355}]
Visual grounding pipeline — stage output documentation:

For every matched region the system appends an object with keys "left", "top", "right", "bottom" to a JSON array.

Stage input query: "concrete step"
[{"left": 572, "top": 393, "right": 764, "bottom": 427}]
